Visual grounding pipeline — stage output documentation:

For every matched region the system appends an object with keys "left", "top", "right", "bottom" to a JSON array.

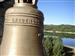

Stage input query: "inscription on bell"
[{"left": 5, "top": 16, "right": 41, "bottom": 26}]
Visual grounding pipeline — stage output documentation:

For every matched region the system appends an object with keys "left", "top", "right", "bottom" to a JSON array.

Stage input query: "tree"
[
  {"left": 44, "top": 36, "right": 53, "bottom": 56},
  {"left": 52, "top": 36, "right": 63, "bottom": 56},
  {"left": 43, "top": 33, "right": 63, "bottom": 56}
]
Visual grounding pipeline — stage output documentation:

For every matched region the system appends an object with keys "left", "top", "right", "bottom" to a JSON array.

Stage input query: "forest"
[{"left": 44, "top": 25, "right": 75, "bottom": 32}]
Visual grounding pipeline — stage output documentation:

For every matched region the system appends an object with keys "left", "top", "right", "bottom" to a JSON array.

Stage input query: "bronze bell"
[{"left": 0, "top": 0, "right": 44, "bottom": 56}]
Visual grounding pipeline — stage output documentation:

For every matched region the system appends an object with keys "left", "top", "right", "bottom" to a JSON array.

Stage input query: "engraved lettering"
[{"left": 5, "top": 17, "right": 42, "bottom": 26}]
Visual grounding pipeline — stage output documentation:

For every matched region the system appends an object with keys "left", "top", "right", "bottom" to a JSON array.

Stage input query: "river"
[{"left": 62, "top": 38, "right": 75, "bottom": 47}]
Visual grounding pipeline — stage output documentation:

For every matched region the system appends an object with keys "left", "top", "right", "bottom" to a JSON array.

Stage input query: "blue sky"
[{"left": 38, "top": 0, "right": 75, "bottom": 25}]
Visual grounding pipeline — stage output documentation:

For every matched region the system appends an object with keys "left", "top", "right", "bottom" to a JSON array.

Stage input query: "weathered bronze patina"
[{"left": 0, "top": 0, "right": 44, "bottom": 56}]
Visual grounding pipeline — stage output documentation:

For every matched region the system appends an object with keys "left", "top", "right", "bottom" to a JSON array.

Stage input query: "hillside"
[
  {"left": 44, "top": 25, "right": 75, "bottom": 38},
  {"left": 44, "top": 25, "right": 75, "bottom": 32}
]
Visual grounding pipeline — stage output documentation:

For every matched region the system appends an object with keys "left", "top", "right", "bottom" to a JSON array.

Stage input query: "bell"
[{"left": 0, "top": 0, "right": 44, "bottom": 56}]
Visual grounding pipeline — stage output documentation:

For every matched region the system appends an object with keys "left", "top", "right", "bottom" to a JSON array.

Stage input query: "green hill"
[{"left": 44, "top": 25, "right": 75, "bottom": 32}]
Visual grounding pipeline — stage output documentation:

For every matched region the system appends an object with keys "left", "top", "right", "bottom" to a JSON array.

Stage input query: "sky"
[{"left": 37, "top": 0, "right": 75, "bottom": 25}]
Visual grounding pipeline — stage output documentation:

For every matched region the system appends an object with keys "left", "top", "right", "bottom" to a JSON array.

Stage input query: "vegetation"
[
  {"left": 43, "top": 24, "right": 75, "bottom": 56},
  {"left": 44, "top": 25, "right": 75, "bottom": 32},
  {"left": 44, "top": 25, "right": 75, "bottom": 38},
  {"left": 44, "top": 32, "right": 75, "bottom": 38},
  {"left": 43, "top": 33, "right": 63, "bottom": 56}
]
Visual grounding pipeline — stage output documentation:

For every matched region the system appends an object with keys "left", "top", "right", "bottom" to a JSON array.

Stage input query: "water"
[{"left": 62, "top": 38, "right": 75, "bottom": 47}]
